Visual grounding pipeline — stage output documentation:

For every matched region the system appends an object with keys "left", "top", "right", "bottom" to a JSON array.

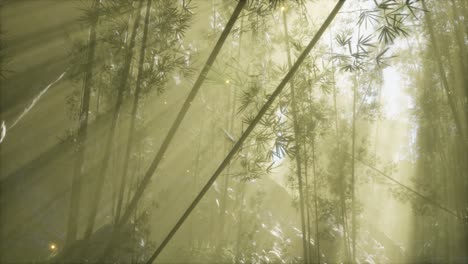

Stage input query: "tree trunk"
[
  {"left": 66, "top": 0, "right": 100, "bottom": 244},
  {"left": 190, "top": 114, "right": 204, "bottom": 251},
  {"left": 311, "top": 137, "right": 321, "bottom": 264},
  {"left": 303, "top": 137, "right": 313, "bottom": 263},
  {"left": 282, "top": 9, "right": 309, "bottom": 263},
  {"left": 114, "top": 0, "right": 153, "bottom": 224},
  {"left": 84, "top": 0, "right": 145, "bottom": 238},
  {"left": 234, "top": 181, "right": 246, "bottom": 263},
  {"left": 351, "top": 75, "right": 357, "bottom": 262},
  {"left": 421, "top": 0, "right": 467, "bottom": 144},
  {"left": 330, "top": 27, "right": 351, "bottom": 262},
  {"left": 216, "top": 61, "right": 237, "bottom": 256}
]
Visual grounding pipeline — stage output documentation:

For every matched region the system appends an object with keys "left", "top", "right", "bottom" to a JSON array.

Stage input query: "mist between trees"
[{"left": 0, "top": 0, "right": 467, "bottom": 263}]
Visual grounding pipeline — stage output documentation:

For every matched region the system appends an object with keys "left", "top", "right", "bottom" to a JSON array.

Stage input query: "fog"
[{"left": 1, "top": 0, "right": 467, "bottom": 263}]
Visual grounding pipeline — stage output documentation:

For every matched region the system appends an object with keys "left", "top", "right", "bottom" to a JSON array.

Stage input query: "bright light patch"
[
  {"left": 49, "top": 243, "right": 57, "bottom": 251},
  {"left": 382, "top": 67, "right": 404, "bottom": 118}
]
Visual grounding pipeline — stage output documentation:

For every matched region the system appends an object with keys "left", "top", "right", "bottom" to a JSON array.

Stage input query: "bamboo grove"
[{"left": 0, "top": 0, "right": 467, "bottom": 263}]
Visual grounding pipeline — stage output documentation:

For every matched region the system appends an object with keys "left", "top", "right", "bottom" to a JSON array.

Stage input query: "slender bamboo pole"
[
  {"left": 281, "top": 7, "right": 309, "bottom": 263},
  {"left": 421, "top": 0, "right": 467, "bottom": 145},
  {"left": 312, "top": 137, "right": 321, "bottom": 264},
  {"left": 234, "top": 181, "right": 246, "bottom": 263},
  {"left": 66, "top": 0, "right": 100, "bottom": 244},
  {"left": 84, "top": 0, "right": 145, "bottom": 238},
  {"left": 330, "top": 28, "right": 351, "bottom": 262},
  {"left": 114, "top": 0, "right": 153, "bottom": 224},
  {"left": 351, "top": 75, "right": 357, "bottom": 263},
  {"left": 189, "top": 115, "right": 204, "bottom": 251},
  {"left": 216, "top": 31, "right": 240, "bottom": 254},
  {"left": 303, "top": 138, "right": 313, "bottom": 263},
  {"left": 353, "top": 156, "right": 459, "bottom": 219}
]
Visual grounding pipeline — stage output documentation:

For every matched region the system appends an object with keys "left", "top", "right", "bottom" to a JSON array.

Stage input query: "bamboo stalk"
[
  {"left": 281, "top": 8, "right": 309, "bottom": 263},
  {"left": 311, "top": 137, "right": 321, "bottom": 264},
  {"left": 351, "top": 74, "right": 357, "bottom": 263},
  {"left": 421, "top": 0, "right": 467, "bottom": 145},
  {"left": 114, "top": 0, "right": 153, "bottom": 224},
  {"left": 66, "top": 0, "right": 100, "bottom": 244},
  {"left": 303, "top": 138, "right": 313, "bottom": 263},
  {"left": 330, "top": 27, "right": 351, "bottom": 262},
  {"left": 353, "top": 155, "right": 459, "bottom": 219},
  {"left": 84, "top": 0, "right": 145, "bottom": 238}
]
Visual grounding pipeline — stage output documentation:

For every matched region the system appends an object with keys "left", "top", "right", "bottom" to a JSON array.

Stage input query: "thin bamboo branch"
[{"left": 353, "top": 156, "right": 459, "bottom": 219}]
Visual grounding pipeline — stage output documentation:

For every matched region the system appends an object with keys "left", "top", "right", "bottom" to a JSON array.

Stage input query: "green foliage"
[
  {"left": 65, "top": 0, "right": 194, "bottom": 119},
  {"left": 6, "top": 0, "right": 467, "bottom": 262}
]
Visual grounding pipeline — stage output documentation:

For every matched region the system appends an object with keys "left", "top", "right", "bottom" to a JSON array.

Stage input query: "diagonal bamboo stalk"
[
  {"left": 353, "top": 155, "right": 459, "bottom": 219},
  {"left": 144, "top": 1, "right": 346, "bottom": 262}
]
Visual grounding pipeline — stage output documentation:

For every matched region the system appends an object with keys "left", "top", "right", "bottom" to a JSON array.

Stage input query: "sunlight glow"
[
  {"left": 49, "top": 243, "right": 57, "bottom": 251},
  {"left": 2, "top": 0, "right": 464, "bottom": 262}
]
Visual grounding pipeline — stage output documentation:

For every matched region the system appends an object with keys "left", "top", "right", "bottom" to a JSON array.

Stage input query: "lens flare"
[{"left": 49, "top": 243, "right": 57, "bottom": 251}]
